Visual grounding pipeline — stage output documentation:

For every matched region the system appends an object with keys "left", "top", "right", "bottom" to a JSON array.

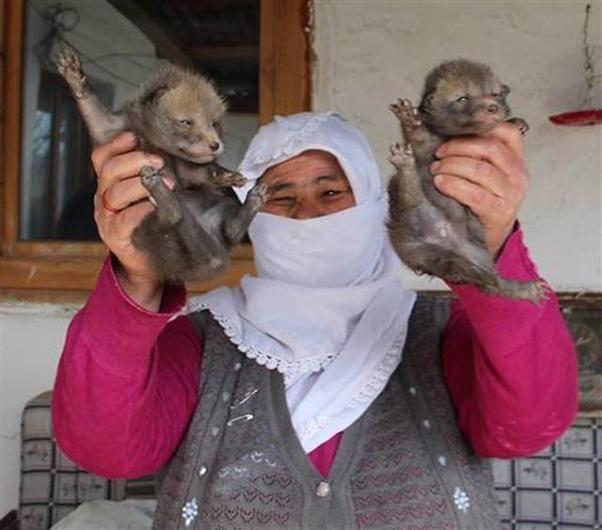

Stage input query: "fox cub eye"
[
  {"left": 178, "top": 118, "right": 193, "bottom": 127},
  {"left": 455, "top": 95, "right": 469, "bottom": 103}
]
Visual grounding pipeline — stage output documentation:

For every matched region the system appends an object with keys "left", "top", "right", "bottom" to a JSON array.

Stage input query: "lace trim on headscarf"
[
  {"left": 249, "top": 112, "right": 335, "bottom": 165},
  {"left": 188, "top": 299, "right": 337, "bottom": 380},
  {"left": 296, "top": 337, "right": 404, "bottom": 441}
]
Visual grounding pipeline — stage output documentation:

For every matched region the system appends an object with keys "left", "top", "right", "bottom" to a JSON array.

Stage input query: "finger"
[
  {"left": 91, "top": 132, "right": 138, "bottom": 175},
  {"left": 431, "top": 156, "right": 507, "bottom": 198},
  {"left": 100, "top": 200, "right": 154, "bottom": 243},
  {"left": 102, "top": 176, "right": 151, "bottom": 212},
  {"left": 93, "top": 188, "right": 129, "bottom": 228},
  {"left": 104, "top": 174, "right": 176, "bottom": 212},
  {"left": 97, "top": 151, "right": 164, "bottom": 192},
  {"left": 484, "top": 121, "right": 525, "bottom": 158},
  {"left": 110, "top": 201, "right": 155, "bottom": 239},
  {"left": 436, "top": 134, "right": 522, "bottom": 183},
  {"left": 434, "top": 173, "right": 510, "bottom": 220}
]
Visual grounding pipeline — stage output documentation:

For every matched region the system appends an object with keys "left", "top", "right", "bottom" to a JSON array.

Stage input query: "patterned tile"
[
  {"left": 557, "top": 460, "right": 594, "bottom": 490},
  {"left": 493, "top": 418, "right": 601, "bottom": 529},
  {"left": 515, "top": 490, "right": 553, "bottom": 519},
  {"left": 557, "top": 492, "right": 595, "bottom": 525}
]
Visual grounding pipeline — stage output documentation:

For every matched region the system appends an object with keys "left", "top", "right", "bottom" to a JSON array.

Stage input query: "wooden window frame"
[{"left": 0, "top": 0, "right": 311, "bottom": 294}]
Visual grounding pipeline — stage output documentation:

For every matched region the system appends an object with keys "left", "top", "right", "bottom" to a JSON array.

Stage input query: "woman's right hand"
[{"left": 92, "top": 131, "right": 166, "bottom": 310}]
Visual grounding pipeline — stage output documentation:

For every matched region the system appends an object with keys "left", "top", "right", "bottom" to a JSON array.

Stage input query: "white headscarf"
[{"left": 189, "top": 112, "right": 416, "bottom": 453}]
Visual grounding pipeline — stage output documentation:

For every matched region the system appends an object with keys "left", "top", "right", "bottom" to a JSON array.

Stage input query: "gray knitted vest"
[{"left": 153, "top": 296, "right": 498, "bottom": 529}]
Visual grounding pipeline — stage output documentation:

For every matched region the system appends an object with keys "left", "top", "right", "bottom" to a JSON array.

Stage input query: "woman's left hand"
[{"left": 430, "top": 122, "right": 529, "bottom": 258}]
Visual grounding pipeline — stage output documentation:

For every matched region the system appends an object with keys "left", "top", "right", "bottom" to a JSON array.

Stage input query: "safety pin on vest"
[
  {"left": 227, "top": 413, "right": 254, "bottom": 427},
  {"left": 230, "top": 388, "right": 258, "bottom": 409}
]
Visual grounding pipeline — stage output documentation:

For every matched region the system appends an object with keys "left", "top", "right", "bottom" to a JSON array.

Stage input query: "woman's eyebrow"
[
  {"left": 267, "top": 181, "right": 296, "bottom": 193},
  {"left": 315, "top": 174, "right": 346, "bottom": 184}
]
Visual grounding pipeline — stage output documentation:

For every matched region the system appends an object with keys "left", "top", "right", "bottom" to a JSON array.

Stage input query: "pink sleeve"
[
  {"left": 441, "top": 227, "right": 579, "bottom": 458},
  {"left": 52, "top": 257, "right": 202, "bottom": 478}
]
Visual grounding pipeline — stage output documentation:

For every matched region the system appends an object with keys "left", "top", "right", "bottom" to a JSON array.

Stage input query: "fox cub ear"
[
  {"left": 419, "top": 92, "right": 435, "bottom": 114},
  {"left": 141, "top": 85, "right": 169, "bottom": 106}
]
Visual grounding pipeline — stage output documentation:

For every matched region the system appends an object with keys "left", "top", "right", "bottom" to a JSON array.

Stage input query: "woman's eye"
[
  {"left": 323, "top": 188, "right": 350, "bottom": 199},
  {"left": 270, "top": 196, "right": 295, "bottom": 204}
]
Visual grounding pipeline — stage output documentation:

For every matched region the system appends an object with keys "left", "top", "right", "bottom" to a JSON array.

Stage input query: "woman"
[{"left": 53, "top": 112, "right": 577, "bottom": 529}]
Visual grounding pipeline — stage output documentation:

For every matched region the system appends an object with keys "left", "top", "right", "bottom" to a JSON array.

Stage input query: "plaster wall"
[
  {"left": 2, "top": 0, "right": 601, "bottom": 516},
  {"left": 313, "top": 0, "right": 602, "bottom": 292}
]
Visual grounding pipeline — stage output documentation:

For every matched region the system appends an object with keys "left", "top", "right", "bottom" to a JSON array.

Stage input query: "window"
[
  {"left": 1, "top": 0, "right": 310, "bottom": 293},
  {"left": 21, "top": 68, "right": 110, "bottom": 241}
]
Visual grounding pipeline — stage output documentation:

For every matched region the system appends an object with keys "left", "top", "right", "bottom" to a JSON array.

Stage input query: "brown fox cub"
[
  {"left": 56, "top": 49, "right": 267, "bottom": 284},
  {"left": 387, "top": 58, "right": 546, "bottom": 302}
]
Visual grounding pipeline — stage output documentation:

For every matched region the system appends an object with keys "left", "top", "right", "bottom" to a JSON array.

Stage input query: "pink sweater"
[{"left": 52, "top": 228, "right": 578, "bottom": 479}]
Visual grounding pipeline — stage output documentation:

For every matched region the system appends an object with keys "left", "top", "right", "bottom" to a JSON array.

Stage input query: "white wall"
[
  {"left": 2, "top": 0, "right": 601, "bottom": 516},
  {"left": 313, "top": 0, "right": 602, "bottom": 292}
]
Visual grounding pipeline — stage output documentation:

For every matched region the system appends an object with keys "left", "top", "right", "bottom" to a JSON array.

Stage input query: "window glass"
[{"left": 19, "top": 0, "right": 260, "bottom": 241}]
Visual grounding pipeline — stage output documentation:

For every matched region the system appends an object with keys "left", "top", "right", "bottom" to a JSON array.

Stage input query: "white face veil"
[{"left": 189, "top": 112, "right": 416, "bottom": 453}]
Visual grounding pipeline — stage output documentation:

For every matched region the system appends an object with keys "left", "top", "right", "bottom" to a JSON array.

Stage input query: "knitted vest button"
[{"left": 315, "top": 481, "right": 331, "bottom": 497}]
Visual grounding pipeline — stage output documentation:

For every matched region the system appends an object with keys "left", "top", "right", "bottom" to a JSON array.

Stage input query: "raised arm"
[
  {"left": 432, "top": 123, "right": 577, "bottom": 457},
  {"left": 52, "top": 133, "right": 202, "bottom": 478},
  {"left": 52, "top": 257, "right": 202, "bottom": 478},
  {"left": 441, "top": 228, "right": 578, "bottom": 457}
]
